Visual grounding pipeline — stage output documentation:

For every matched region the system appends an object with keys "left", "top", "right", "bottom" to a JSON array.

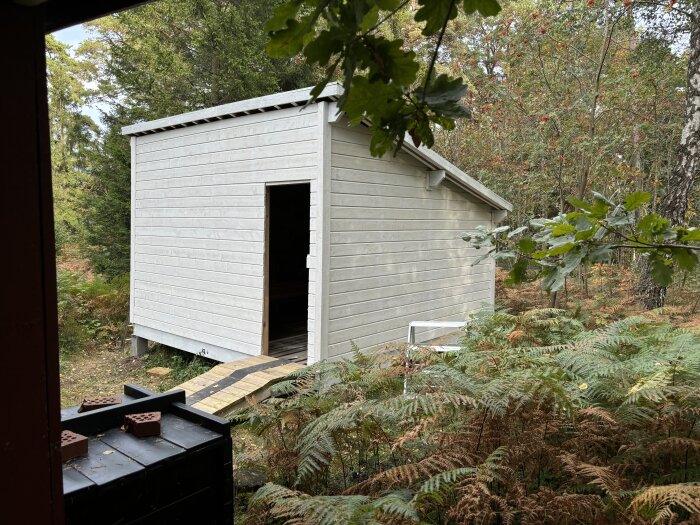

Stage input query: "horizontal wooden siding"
[
  {"left": 132, "top": 105, "right": 318, "bottom": 359},
  {"left": 326, "top": 125, "right": 494, "bottom": 359}
]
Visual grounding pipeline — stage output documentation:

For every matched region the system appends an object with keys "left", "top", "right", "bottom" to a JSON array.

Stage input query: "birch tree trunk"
[{"left": 639, "top": 7, "right": 700, "bottom": 309}]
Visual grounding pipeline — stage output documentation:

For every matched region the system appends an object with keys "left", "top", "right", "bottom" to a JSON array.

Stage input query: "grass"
[
  {"left": 56, "top": 249, "right": 216, "bottom": 407},
  {"left": 140, "top": 345, "right": 216, "bottom": 385},
  {"left": 60, "top": 342, "right": 216, "bottom": 408}
]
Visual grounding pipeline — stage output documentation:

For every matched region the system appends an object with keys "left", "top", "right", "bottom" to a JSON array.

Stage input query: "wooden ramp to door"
[{"left": 171, "top": 355, "right": 304, "bottom": 417}]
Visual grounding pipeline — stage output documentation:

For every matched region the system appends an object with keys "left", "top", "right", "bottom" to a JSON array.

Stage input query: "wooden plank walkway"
[{"left": 171, "top": 355, "right": 305, "bottom": 417}]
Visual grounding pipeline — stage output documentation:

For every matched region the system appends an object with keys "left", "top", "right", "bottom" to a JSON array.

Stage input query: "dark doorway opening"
[{"left": 264, "top": 183, "right": 310, "bottom": 363}]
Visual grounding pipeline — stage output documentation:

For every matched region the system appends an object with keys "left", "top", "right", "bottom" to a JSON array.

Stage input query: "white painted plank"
[
  {"left": 134, "top": 272, "right": 261, "bottom": 299},
  {"left": 134, "top": 324, "right": 254, "bottom": 362},
  {"left": 136, "top": 112, "right": 317, "bottom": 154},
  {"left": 138, "top": 154, "right": 318, "bottom": 180},
  {"left": 332, "top": 142, "right": 423, "bottom": 170},
  {"left": 134, "top": 261, "right": 262, "bottom": 288},
  {"left": 331, "top": 205, "right": 490, "bottom": 221},
  {"left": 136, "top": 195, "right": 262, "bottom": 209},
  {"left": 134, "top": 216, "right": 264, "bottom": 230},
  {"left": 133, "top": 305, "right": 261, "bottom": 344},
  {"left": 330, "top": 268, "right": 488, "bottom": 296},
  {"left": 136, "top": 226, "right": 264, "bottom": 243},
  {"left": 135, "top": 253, "right": 263, "bottom": 277},
  {"left": 135, "top": 244, "right": 261, "bottom": 265},
  {"left": 330, "top": 192, "right": 494, "bottom": 210},
  {"left": 138, "top": 126, "right": 318, "bottom": 163},
  {"left": 135, "top": 280, "right": 262, "bottom": 311},
  {"left": 331, "top": 153, "right": 425, "bottom": 178},
  {"left": 136, "top": 206, "right": 265, "bottom": 220},
  {"left": 134, "top": 289, "right": 262, "bottom": 325},
  {"left": 327, "top": 296, "right": 491, "bottom": 349},
  {"left": 136, "top": 183, "right": 263, "bottom": 200},
  {"left": 330, "top": 228, "right": 484, "bottom": 244},
  {"left": 330, "top": 257, "right": 487, "bottom": 284},
  {"left": 138, "top": 140, "right": 318, "bottom": 174},
  {"left": 136, "top": 167, "right": 316, "bottom": 190},
  {"left": 330, "top": 248, "right": 480, "bottom": 269},
  {"left": 331, "top": 218, "right": 489, "bottom": 232},
  {"left": 136, "top": 235, "right": 263, "bottom": 254},
  {"left": 330, "top": 239, "right": 477, "bottom": 257},
  {"left": 132, "top": 315, "right": 259, "bottom": 354},
  {"left": 133, "top": 217, "right": 265, "bottom": 231},
  {"left": 329, "top": 282, "right": 492, "bottom": 327}
]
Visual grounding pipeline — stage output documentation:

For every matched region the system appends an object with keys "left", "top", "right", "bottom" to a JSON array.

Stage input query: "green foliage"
[
  {"left": 464, "top": 191, "right": 700, "bottom": 293},
  {"left": 264, "top": 0, "right": 504, "bottom": 156},
  {"left": 46, "top": 35, "right": 98, "bottom": 254},
  {"left": 79, "top": 0, "right": 315, "bottom": 277},
  {"left": 81, "top": 112, "right": 132, "bottom": 278},
  {"left": 426, "top": 0, "right": 688, "bottom": 234},
  {"left": 88, "top": 0, "right": 315, "bottom": 117},
  {"left": 235, "top": 310, "right": 700, "bottom": 524},
  {"left": 56, "top": 270, "right": 130, "bottom": 355},
  {"left": 140, "top": 346, "right": 215, "bottom": 384}
]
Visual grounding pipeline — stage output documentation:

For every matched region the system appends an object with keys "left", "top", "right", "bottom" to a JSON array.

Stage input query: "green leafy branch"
[
  {"left": 463, "top": 192, "right": 700, "bottom": 292},
  {"left": 264, "top": 0, "right": 502, "bottom": 156}
]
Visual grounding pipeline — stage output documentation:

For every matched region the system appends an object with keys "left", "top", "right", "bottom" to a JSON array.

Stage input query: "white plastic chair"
[
  {"left": 406, "top": 320, "right": 466, "bottom": 352},
  {"left": 404, "top": 320, "right": 467, "bottom": 394}
]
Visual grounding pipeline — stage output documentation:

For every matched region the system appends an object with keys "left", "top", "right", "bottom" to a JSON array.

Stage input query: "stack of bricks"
[{"left": 61, "top": 385, "right": 233, "bottom": 524}]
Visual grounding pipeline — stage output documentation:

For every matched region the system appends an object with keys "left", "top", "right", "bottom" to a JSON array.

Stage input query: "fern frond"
[
  {"left": 418, "top": 467, "right": 477, "bottom": 495},
  {"left": 372, "top": 489, "right": 419, "bottom": 522},
  {"left": 344, "top": 453, "right": 464, "bottom": 496},
  {"left": 630, "top": 483, "right": 700, "bottom": 518}
]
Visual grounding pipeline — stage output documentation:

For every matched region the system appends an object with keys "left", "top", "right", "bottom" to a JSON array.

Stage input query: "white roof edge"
[
  {"left": 121, "top": 82, "right": 343, "bottom": 136},
  {"left": 121, "top": 81, "right": 511, "bottom": 211},
  {"left": 403, "top": 140, "right": 512, "bottom": 212}
]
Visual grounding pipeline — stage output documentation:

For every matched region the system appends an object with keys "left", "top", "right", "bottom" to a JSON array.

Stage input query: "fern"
[
  {"left": 630, "top": 483, "right": 700, "bottom": 521},
  {"left": 235, "top": 310, "right": 700, "bottom": 525}
]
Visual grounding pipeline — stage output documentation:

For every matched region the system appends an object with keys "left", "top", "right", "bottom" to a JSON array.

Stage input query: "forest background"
[
  {"left": 49, "top": 2, "right": 700, "bottom": 522},
  {"left": 50, "top": 0, "right": 694, "bottom": 292},
  {"left": 51, "top": 0, "right": 698, "bottom": 395}
]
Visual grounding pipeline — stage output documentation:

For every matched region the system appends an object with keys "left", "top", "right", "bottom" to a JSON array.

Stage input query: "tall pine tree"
[{"left": 81, "top": 0, "right": 315, "bottom": 277}]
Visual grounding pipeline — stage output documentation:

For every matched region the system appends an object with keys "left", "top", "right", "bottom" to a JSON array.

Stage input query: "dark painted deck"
[{"left": 269, "top": 333, "right": 308, "bottom": 363}]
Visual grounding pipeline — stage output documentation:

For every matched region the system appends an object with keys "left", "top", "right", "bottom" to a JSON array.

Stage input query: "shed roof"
[{"left": 122, "top": 83, "right": 512, "bottom": 211}]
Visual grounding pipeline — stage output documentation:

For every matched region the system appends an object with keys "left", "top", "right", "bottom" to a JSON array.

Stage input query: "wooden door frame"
[
  {"left": 261, "top": 181, "right": 312, "bottom": 358},
  {"left": 262, "top": 187, "right": 270, "bottom": 355}
]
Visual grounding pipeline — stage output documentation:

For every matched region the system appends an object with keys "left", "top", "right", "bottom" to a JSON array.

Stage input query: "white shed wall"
[
  {"left": 326, "top": 124, "right": 495, "bottom": 360},
  {"left": 131, "top": 105, "right": 319, "bottom": 360}
]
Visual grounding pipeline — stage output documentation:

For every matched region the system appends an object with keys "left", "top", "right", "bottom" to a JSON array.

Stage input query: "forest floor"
[
  {"left": 58, "top": 254, "right": 700, "bottom": 408},
  {"left": 59, "top": 344, "right": 215, "bottom": 407},
  {"left": 496, "top": 265, "right": 700, "bottom": 329},
  {"left": 57, "top": 251, "right": 215, "bottom": 408}
]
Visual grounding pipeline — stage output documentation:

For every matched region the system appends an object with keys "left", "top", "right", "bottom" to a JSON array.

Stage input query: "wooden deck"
[
  {"left": 269, "top": 333, "right": 308, "bottom": 363},
  {"left": 172, "top": 355, "right": 305, "bottom": 417}
]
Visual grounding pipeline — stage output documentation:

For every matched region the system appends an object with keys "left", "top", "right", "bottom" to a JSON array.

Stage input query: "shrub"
[
  {"left": 140, "top": 346, "right": 215, "bottom": 385},
  {"left": 234, "top": 309, "right": 700, "bottom": 524},
  {"left": 57, "top": 270, "right": 130, "bottom": 355}
]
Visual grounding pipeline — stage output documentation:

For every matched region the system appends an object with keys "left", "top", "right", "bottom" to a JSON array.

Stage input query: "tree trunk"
[
  {"left": 578, "top": 8, "right": 616, "bottom": 199},
  {"left": 638, "top": 9, "right": 700, "bottom": 309}
]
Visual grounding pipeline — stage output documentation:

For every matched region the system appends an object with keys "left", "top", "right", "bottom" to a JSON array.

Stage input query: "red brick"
[
  {"left": 123, "top": 411, "right": 161, "bottom": 437},
  {"left": 78, "top": 396, "right": 121, "bottom": 413},
  {"left": 61, "top": 430, "right": 88, "bottom": 462}
]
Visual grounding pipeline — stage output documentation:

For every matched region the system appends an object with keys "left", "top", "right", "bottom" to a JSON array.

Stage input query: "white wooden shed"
[{"left": 122, "top": 83, "right": 512, "bottom": 365}]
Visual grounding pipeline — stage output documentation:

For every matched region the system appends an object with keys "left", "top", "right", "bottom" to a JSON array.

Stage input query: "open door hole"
[{"left": 265, "top": 183, "right": 310, "bottom": 363}]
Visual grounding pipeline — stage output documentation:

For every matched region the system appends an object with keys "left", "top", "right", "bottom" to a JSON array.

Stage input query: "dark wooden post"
[{"left": 0, "top": 3, "right": 64, "bottom": 523}]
